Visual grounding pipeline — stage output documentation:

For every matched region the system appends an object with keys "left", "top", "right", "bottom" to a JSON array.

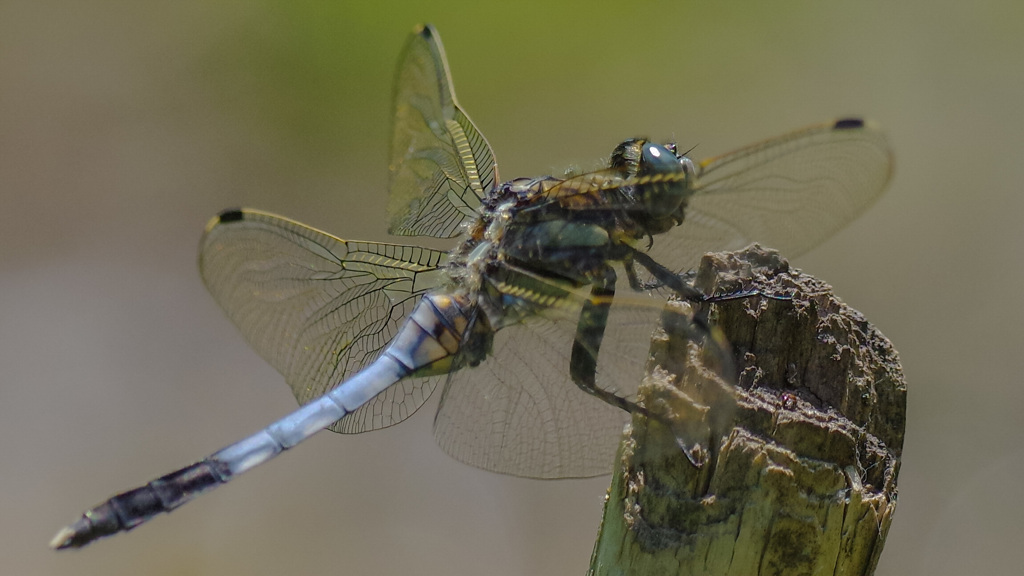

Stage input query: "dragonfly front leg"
[
  {"left": 629, "top": 248, "right": 703, "bottom": 301},
  {"left": 569, "top": 268, "right": 648, "bottom": 415}
]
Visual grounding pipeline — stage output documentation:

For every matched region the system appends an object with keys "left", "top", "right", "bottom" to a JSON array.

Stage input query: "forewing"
[
  {"left": 199, "top": 209, "right": 449, "bottom": 433},
  {"left": 387, "top": 24, "right": 497, "bottom": 238},
  {"left": 432, "top": 265, "right": 675, "bottom": 478},
  {"left": 648, "top": 118, "right": 893, "bottom": 272}
]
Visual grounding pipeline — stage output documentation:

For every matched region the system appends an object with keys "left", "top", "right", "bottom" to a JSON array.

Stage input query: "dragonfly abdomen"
[
  {"left": 50, "top": 356, "right": 408, "bottom": 549},
  {"left": 386, "top": 291, "right": 480, "bottom": 376},
  {"left": 51, "top": 292, "right": 482, "bottom": 549},
  {"left": 49, "top": 460, "right": 230, "bottom": 548}
]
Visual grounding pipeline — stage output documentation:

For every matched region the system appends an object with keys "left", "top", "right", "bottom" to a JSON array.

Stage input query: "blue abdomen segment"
[{"left": 51, "top": 292, "right": 477, "bottom": 549}]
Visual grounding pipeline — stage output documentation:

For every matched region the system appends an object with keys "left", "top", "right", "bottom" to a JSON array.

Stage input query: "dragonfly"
[{"left": 52, "top": 24, "right": 891, "bottom": 549}]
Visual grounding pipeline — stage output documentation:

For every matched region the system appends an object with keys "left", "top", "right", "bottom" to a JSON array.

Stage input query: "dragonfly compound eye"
[
  {"left": 641, "top": 143, "right": 684, "bottom": 176},
  {"left": 633, "top": 142, "right": 692, "bottom": 221}
]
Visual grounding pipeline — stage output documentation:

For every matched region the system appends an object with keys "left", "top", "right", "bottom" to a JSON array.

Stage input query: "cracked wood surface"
[{"left": 590, "top": 245, "right": 905, "bottom": 576}]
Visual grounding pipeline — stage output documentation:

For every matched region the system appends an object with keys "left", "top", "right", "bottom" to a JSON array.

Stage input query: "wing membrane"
[
  {"left": 433, "top": 264, "right": 685, "bottom": 478},
  {"left": 433, "top": 310, "right": 626, "bottom": 478},
  {"left": 523, "top": 120, "right": 891, "bottom": 276},
  {"left": 648, "top": 118, "right": 892, "bottom": 272},
  {"left": 387, "top": 24, "right": 497, "bottom": 238},
  {"left": 199, "top": 209, "right": 449, "bottom": 432}
]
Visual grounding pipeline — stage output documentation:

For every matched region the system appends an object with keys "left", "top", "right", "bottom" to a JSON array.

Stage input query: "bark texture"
[{"left": 590, "top": 245, "right": 906, "bottom": 576}]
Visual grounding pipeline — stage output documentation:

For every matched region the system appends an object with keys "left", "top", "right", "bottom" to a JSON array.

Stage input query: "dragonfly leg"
[
  {"left": 702, "top": 287, "right": 794, "bottom": 303},
  {"left": 629, "top": 248, "right": 704, "bottom": 302},
  {"left": 572, "top": 266, "right": 735, "bottom": 468},
  {"left": 622, "top": 254, "right": 645, "bottom": 292},
  {"left": 569, "top": 268, "right": 648, "bottom": 416}
]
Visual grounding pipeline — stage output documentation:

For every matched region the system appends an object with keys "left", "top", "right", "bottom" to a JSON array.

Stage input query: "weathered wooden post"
[{"left": 590, "top": 245, "right": 906, "bottom": 576}]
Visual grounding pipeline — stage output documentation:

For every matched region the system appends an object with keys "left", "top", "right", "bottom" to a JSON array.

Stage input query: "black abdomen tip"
[
  {"left": 833, "top": 118, "right": 865, "bottom": 130},
  {"left": 217, "top": 209, "right": 245, "bottom": 223}
]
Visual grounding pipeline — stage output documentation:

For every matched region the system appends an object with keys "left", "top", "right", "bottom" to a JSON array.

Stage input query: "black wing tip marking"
[
  {"left": 216, "top": 208, "right": 246, "bottom": 223},
  {"left": 833, "top": 118, "right": 866, "bottom": 130},
  {"left": 415, "top": 23, "right": 435, "bottom": 39}
]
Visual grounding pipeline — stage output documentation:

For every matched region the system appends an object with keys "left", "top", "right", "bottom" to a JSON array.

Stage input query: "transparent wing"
[
  {"left": 199, "top": 209, "right": 449, "bottom": 433},
  {"left": 387, "top": 24, "right": 497, "bottom": 238},
  {"left": 433, "top": 265, "right": 678, "bottom": 478},
  {"left": 647, "top": 118, "right": 893, "bottom": 272}
]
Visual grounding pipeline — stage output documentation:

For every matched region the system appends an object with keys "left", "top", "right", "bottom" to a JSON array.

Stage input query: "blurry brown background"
[{"left": 2, "top": 1, "right": 1021, "bottom": 575}]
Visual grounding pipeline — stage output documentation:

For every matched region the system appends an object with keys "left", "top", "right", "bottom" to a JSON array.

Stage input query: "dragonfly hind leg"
[
  {"left": 571, "top": 265, "right": 739, "bottom": 470},
  {"left": 569, "top": 268, "right": 649, "bottom": 416}
]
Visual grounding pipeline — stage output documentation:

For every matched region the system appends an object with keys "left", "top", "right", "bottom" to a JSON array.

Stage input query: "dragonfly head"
[{"left": 610, "top": 139, "right": 695, "bottom": 231}]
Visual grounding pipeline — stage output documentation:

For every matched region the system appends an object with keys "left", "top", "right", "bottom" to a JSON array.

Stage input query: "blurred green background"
[{"left": 2, "top": 1, "right": 1022, "bottom": 574}]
